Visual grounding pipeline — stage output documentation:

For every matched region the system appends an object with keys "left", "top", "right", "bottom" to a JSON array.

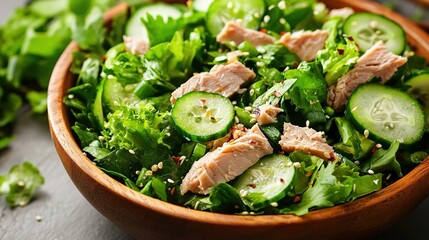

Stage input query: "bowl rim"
[{"left": 47, "top": 0, "right": 429, "bottom": 228}]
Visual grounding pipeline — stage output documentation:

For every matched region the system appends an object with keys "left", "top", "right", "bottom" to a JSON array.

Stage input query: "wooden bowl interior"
[{"left": 47, "top": 1, "right": 429, "bottom": 239}]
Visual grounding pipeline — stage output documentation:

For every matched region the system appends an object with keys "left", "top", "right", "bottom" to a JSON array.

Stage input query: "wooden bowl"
[{"left": 47, "top": 1, "right": 429, "bottom": 239}]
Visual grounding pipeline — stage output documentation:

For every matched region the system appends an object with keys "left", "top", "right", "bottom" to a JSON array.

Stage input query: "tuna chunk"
[
  {"left": 170, "top": 61, "right": 256, "bottom": 104},
  {"left": 253, "top": 104, "right": 284, "bottom": 126},
  {"left": 216, "top": 21, "right": 276, "bottom": 47},
  {"left": 327, "top": 41, "right": 408, "bottom": 111},
  {"left": 279, "top": 123, "right": 334, "bottom": 160},
  {"left": 180, "top": 125, "right": 273, "bottom": 195},
  {"left": 329, "top": 7, "right": 354, "bottom": 19},
  {"left": 278, "top": 30, "right": 329, "bottom": 61},
  {"left": 123, "top": 36, "right": 149, "bottom": 55}
]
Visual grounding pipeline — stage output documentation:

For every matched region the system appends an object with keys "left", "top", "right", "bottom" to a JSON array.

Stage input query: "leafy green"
[
  {"left": 317, "top": 38, "right": 359, "bottom": 86},
  {"left": 0, "top": 162, "right": 44, "bottom": 207},
  {"left": 361, "top": 141, "right": 403, "bottom": 177}
]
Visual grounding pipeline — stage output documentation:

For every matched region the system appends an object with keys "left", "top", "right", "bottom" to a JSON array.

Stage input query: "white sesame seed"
[
  {"left": 249, "top": 89, "right": 255, "bottom": 97},
  {"left": 242, "top": 211, "right": 249, "bottom": 215},
  {"left": 305, "top": 120, "right": 310, "bottom": 127},
  {"left": 244, "top": 106, "right": 253, "bottom": 112},
  {"left": 135, "top": 170, "right": 141, "bottom": 175},
  {"left": 270, "top": 202, "right": 278, "bottom": 207},
  {"left": 180, "top": 156, "right": 186, "bottom": 161},
  {"left": 279, "top": 18, "right": 286, "bottom": 24},
  {"left": 386, "top": 173, "right": 392, "bottom": 180},
  {"left": 325, "top": 115, "right": 330, "bottom": 119},
  {"left": 287, "top": 161, "right": 293, "bottom": 167},
  {"left": 240, "top": 189, "right": 248, "bottom": 197},
  {"left": 145, "top": 170, "right": 153, "bottom": 176},
  {"left": 354, "top": 160, "right": 360, "bottom": 166},
  {"left": 19, "top": 201, "right": 26, "bottom": 206},
  {"left": 232, "top": 100, "right": 237, "bottom": 105},
  {"left": 249, "top": 212, "right": 255, "bottom": 215},
  {"left": 151, "top": 164, "right": 159, "bottom": 172},
  {"left": 98, "top": 135, "right": 105, "bottom": 141},
  {"left": 68, "top": 94, "right": 74, "bottom": 99},
  {"left": 249, "top": 118, "right": 257, "bottom": 123},
  {"left": 235, "top": 116, "right": 240, "bottom": 124},
  {"left": 263, "top": 15, "right": 270, "bottom": 23},
  {"left": 100, "top": 72, "right": 106, "bottom": 78},
  {"left": 157, "top": 162, "right": 164, "bottom": 169},
  {"left": 376, "top": 143, "right": 382, "bottom": 149},
  {"left": 324, "top": 152, "right": 331, "bottom": 159},
  {"left": 368, "top": 169, "right": 375, "bottom": 175},
  {"left": 364, "top": 129, "right": 369, "bottom": 138},
  {"left": 107, "top": 75, "right": 115, "bottom": 80},
  {"left": 129, "top": 149, "right": 136, "bottom": 155},
  {"left": 293, "top": 162, "right": 301, "bottom": 168},
  {"left": 17, "top": 181, "right": 25, "bottom": 187},
  {"left": 256, "top": 61, "right": 265, "bottom": 67},
  {"left": 35, "top": 215, "right": 42, "bottom": 222},
  {"left": 278, "top": 1, "right": 286, "bottom": 9},
  {"left": 167, "top": 178, "right": 174, "bottom": 184},
  {"left": 373, "top": 179, "right": 379, "bottom": 185},
  {"left": 369, "top": 20, "right": 378, "bottom": 29},
  {"left": 268, "top": 5, "right": 275, "bottom": 10}
]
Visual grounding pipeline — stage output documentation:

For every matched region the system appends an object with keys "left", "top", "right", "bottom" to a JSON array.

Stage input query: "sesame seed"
[
  {"left": 157, "top": 162, "right": 164, "bottom": 169},
  {"left": 244, "top": 106, "right": 253, "bottom": 112},
  {"left": 242, "top": 211, "right": 249, "bottom": 215},
  {"left": 98, "top": 135, "right": 105, "bottom": 141},
  {"left": 270, "top": 202, "right": 279, "bottom": 207},
  {"left": 107, "top": 75, "right": 115, "bottom": 80},
  {"left": 19, "top": 201, "right": 26, "bottom": 206},
  {"left": 180, "top": 156, "right": 186, "bottom": 161},
  {"left": 240, "top": 189, "right": 248, "bottom": 197},
  {"left": 369, "top": 20, "right": 378, "bottom": 29},
  {"left": 100, "top": 72, "right": 106, "bottom": 78},
  {"left": 249, "top": 212, "right": 255, "bottom": 215},
  {"left": 368, "top": 169, "right": 375, "bottom": 175},
  {"left": 293, "top": 162, "right": 301, "bottom": 168},
  {"left": 279, "top": 18, "right": 286, "bottom": 24},
  {"left": 135, "top": 170, "right": 141, "bottom": 175},
  {"left": 268, "top": 5, "right": 275, "bottom": 10},
  {"left": 376, "top": 143, "right": 382, "bottom": 149},
  {"left": 263, "top": 15, "right": 270, "bottom": 23},
  {"left": 17, "top": 181, "right": 25, "bottom": 187},
  {"left": 232, "top": 100, "right": 237, "bottom": 105},
  {"left": 35, "top": 215, "right": 42, "bottom": 222},
  {"left": 386, "top": 173, "right": 392, "bottom": 180},
  {"left": 249, "top": 118, "right": 257, "bottom": 123},
  {"left": 364, "top": 129, "right": 369, "bottom": 138},
  {"left": 235, "top": 116, "right": 240, "bottom": 123},
  {"left": 145, "top": 170, "right": 153, "bottom": 176},
  {"left": 151, "top": 164, "right": 159, "bottom": 172},
  {"left": 354, "top": 160, "right": 360, "bottom": 166},
  {"left": 167, "top": 178, "right": 175, "bottom": 184},
  {"left": 305, "top": 120, "right": 310, "bottom": 127},
  {"left": 129, "top": 149, "right": 135, "bottom": 155},
  {"left": 256, "top": 61, "right": 265, "bottom": 67},
  {"left": 286, "top": 161, "right": 293, "bottom": 167},
  {"left": 249, "top": 89, "right": 255, "bottom": 97},
  {"left": 278, "top": 1, "right": 286, "bottom": 9},
  {"left": 373, "top": 179, "right": 379, "bottom": 185},
  {"left": 68, "top": 94, "right": 74, "bottom": 99},
  {"left": 324, "top": 152, "right": 331, "bottom": 159}
]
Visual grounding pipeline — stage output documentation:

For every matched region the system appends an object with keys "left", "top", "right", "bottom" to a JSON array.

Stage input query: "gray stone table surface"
[{"left": 0, "top": 1, "right": 429, "bottom": 240}]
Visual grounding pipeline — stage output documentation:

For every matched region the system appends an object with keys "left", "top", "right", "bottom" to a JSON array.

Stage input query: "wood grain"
[{"left": 47, "top": 1, "right": 429, "bottom": 240}]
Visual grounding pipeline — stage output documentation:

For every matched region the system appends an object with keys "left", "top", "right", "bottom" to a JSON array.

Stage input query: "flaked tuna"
[
  {"left": 123, "top": 36, "right": 149, "bottom": 55},
  {"left": 180, "top": 125, "right": 273, "bottom": 195},
  {"left": 329, "top": 7, "right": 354, "bottom": 19},
  {"left": 279, "top": 123, "right": 334, "bottom": 160},
  {"left": 253, "top": 104, "right": 284, "bottom": 126},
  {"left": 278, "top": 30, "right": 329, "bottom": 61},
  {"left": 327, "top": 41, "right": 408, "bottom": 111},
  {"left": 216, "top": 21, "right": 276, "bottom": 47},
  {"left": 170, "top": 61, "right": 256, "bottom": 104}
]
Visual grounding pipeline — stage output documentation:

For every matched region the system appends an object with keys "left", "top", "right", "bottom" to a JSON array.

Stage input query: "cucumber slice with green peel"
[
  {"left": 171, "top": 91, "right": 235, "bottom": 142},
  {"left": 405, "top": 73, "right": 429, "bottom": 130},
  {"left": 126, "top": 3, "right": 182, "bottom": 41},
  {"left": 206, "top": 0, "right": 265, "bottom": 36},
  {"left": 342, "top": 12, "right": 406, "bottom": 55},
  {"left": 102, "top": 77, "right": 139, "bottom": 112},
  {"left": 232, "top": 154, "right": 295, "bottom": 210},
  {"left": 346, "top": 84, "right": 425, "bottom": 147},
  {"left": 92, "top": 78, "right": 105, "bottom": 130}
]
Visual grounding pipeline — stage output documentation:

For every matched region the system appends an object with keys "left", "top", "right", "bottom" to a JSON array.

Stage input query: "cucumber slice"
[
  {"left": 126, "top": 3, "right": 182, "bottom": 41},
  {"left": 232, "top": 154, "right": 295, "bottom": 210},
  {"left": 92, "top": 78, "right": 105, "bottom": 130},
  {"left": 343, "top": 12, "right": 406, "bottom": 55},
  {"left": 171, "top": 91, "right": 235, "bottom": 142},
  {"left": 206, "top": 0, "right": 265, "bottom": 36},
  {"left": 102, "top": 77, "right": 139, "bottom": 111},
  {"left": 405, "top": 73, "right": 429, "bottom": 130},
  {"left": 346, "top": 84, "right": 425, "bottom": 147}
]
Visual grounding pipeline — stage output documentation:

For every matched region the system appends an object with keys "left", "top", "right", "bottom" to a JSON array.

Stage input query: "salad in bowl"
[{"left": 62, "top": 0, "right": 429, "bottom": 217}]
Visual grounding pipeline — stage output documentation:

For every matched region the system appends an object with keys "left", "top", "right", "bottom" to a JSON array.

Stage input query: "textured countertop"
[{"left": 0, "top": 1, "right": 428, "bottom": 239}]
